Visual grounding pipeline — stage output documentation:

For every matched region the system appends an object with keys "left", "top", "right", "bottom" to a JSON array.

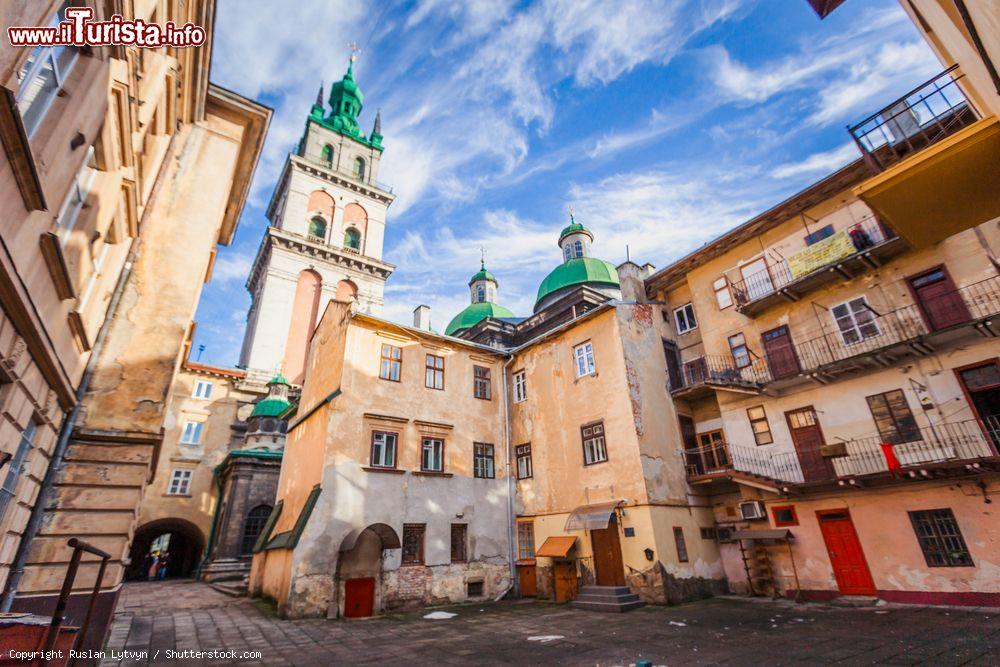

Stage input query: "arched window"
[
  {"left": 308, "top": 216, "right": 327, "bottom": 240},
  {"left": 476, "top": 284, "right": 485, "bottom": 303},
  {"left": 336, "top": 279, "right": 358, "bottom": 302},
  {"left": 563, "top": 245, "right": 572, "bottom": 261},
  {"left": 343, "top": 227, "right": 361, "bottom": 250},
  {"left": 573, "top": 240, "right": 583, "bottom": 258},
  {"left": 321, "top": 144, "right": 334, "bottom": 165},
  {"left": 354, "top": 157, "right": 366, "bottom": 180},
  {"left": 241, "top": 505, "right": 273, "bottom": 554}
]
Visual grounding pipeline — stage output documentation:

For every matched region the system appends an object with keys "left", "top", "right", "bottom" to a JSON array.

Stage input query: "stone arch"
[
  {"left": 308, "top": 216, "right": 327, "bottom": 240},
  {"left": 343, "top": 227, "right": 361, "bottom": 251},
  {"left": 335, "top": 279, "right": 358, "bottom": 302},
  {"left": 343, "top": 203, "right": 368, "bottom": 240},
  {"left": 335, "top": 523, "right": 401, "bottom": 618},
  {"left": 284, "top": 269, "right": 323, "bottom": 384},
  {"left": 353, "top": 157, "right": 366, "bottom": 180},
  {"left": 321, "top": 144, "right": 334, "bottom": 165},
  {"left": 307, "top": 190, "right": 335, "bottom": 220},
  {"left": 127, "top": 518, "right": 205, "bottom": 580}
]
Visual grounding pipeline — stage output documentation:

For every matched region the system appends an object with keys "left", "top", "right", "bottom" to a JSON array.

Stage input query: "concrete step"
[
  {"left": 574, "top": 591, "right": 642, "bottom": 604},
  {"left": 829, "top": 596, "right": 879, "bottom": 607},
  {"left": 570, "top": 598, "right": 645, "bottom": 613},
  {"left": 210, "top": 581, "right": 248, "bottom": 597},
  {"left": 579, "top": 585, "right": 632, "bottom": 596}
]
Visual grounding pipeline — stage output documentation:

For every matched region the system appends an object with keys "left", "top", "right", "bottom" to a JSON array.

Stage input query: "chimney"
[{"left": 413, "top": 305, "right": 431, "bottom": 331}]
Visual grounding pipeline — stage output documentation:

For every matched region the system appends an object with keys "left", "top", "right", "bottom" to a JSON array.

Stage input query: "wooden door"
[
  {"left": 679, "top": 415, "right": 700, "bottom": 475},
  {"left": 956, "top": 360, "right": 1000, "bottom": 451},
  {"left": 590, "top": 514, "right": 626, "bottom": 586},
  {"left": 344, "top": 577, "right": 375, "bottom": 618},
  {"left": 663, "top": 340, "right": 682, "bottom": 390},
  {"left": 816, "top": 509, "right": 876, "bottom": 596},
  {"left": 553, "top": 562, "right": 578, "bottom": 602},
  {"left": 740, "top": 257, "right": 774, "bottom": 300},
  {"left": 908, "top": 266, "right": 971, "bottom": 331},
  {"left": 517, "top": 564, "right": 537, "bottom": 598},
  {"left": 786, "top": 407, "right": 832, "bottom": 482},
  {"left": 762, "top": 326, "right": 801, "bottom": 380}
]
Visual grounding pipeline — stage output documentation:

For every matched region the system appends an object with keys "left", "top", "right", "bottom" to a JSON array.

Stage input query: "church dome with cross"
[
  {"left": 534, "top": 213, "right": 620, "bottom": 312},
  {"left": 445, "top": 260, "right": 516, "bottom": 336}
]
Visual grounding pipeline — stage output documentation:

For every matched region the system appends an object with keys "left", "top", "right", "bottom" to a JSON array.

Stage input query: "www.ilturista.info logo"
[{"left": 7, "top": 7, "right": 205, "bottom": 49}]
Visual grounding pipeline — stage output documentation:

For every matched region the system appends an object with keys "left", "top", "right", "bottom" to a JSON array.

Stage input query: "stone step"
[
  {"left": 579, "top": 585, "right": 632, "bottom": 596},
  {"left": 829, "top": 595, "right": 880, "bottom": 607},
  {"left": 570, "top": 598, "right": 645, "bottom": 613},
  {"left": 574, "top": 591, "right": 642, "bottom": 605}
]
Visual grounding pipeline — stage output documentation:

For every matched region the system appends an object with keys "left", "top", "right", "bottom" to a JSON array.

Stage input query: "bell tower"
[{"left": 238, "top": 55, "right": 395, "bottom": 385}]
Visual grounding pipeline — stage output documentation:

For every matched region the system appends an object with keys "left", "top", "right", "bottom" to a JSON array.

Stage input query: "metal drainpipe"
[
  {"left": 1, "top": 244, "right": 138, "bottom": 612},
  {"left": 501, "top": 356, "right": 517, "bottom": 596}
]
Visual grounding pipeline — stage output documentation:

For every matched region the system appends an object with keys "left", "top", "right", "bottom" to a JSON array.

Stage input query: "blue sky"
[{"left": 192, "top": 0, "right": 941, "bottom": 367}]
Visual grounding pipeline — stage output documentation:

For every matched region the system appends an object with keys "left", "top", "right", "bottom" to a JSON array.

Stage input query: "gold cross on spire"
[{"left": 349, "top": 41, "right": 361, "bottom": 63}]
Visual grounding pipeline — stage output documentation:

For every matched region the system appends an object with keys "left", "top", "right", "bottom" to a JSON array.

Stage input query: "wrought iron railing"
[
  {"left": 670, "top": 355, "right": 770, "bottom": 393},
  {"left": 832, "top": 419, "right": 997, "bottom": 478},
  {"left": 682, "top": 441, "right": 804, "bottom": 484},
  {"left": 848, "top": 65, "right": 978, "bottom": 173},
  {"left": 730, "top": 217, "right": 896, "bottom": 309},
  {"left": 793, "top": 275, "right": 1000, "bottom": 374}
]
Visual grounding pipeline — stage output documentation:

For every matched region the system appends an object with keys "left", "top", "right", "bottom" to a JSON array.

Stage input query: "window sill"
[
  {"left": 574, "top": 372, "right": 598, "bottom": 383},
  {"left": 413, "top": 470, "right": 453, "bottom": 478},
  {"left": 516, "top": 559, "right": 536, "bottom": 566},
  {"left": 362, "top": 466, "right": 405, "bottom": 474},
  {"left": 164, "top": 493, "right": 192, "bottom": 498},
  {"left": 39, "top": 232, "right": 76, "bottom": 300}
]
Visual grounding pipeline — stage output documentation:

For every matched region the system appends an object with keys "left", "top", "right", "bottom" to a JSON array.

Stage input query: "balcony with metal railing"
[
  {"left": 832, "top": 419, "right": 999, "bottom": 480},
  {"left": 669, "top": 355, "right": 770, "bottom": 400},
  {"left": 729, "top": 216, "right": 906, "bottom": 317},
  {"left": 848, "top": 65, "right": 978, "bottom": 174},
  {"left": 683, "top": 440, "right": 805, "bottom": 486},
  {"left": 793, "top": 275, "right": 1000, "bottom": 382}
]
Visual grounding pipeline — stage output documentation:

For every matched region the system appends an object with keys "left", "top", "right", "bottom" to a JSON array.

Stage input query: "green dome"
[
  {"left": 445, "top": 301, "right": 516, "bottom": 336},
  {"left": 535, "top": 257, "right": 620, "bottom": 308},
  {"left": 468, "top": 266, "right": 497, "bottom": 286},
  {"left": 559, "top": 221, "right": 592, "bottom": 243},
  {"left": 268, "top": 374, "right": 290, "bottom": 387},
  {"left": 330, "top": 63, "right": 364, "bottom": 106},
  {"left": 250, "top": 397, "right": 292, "bottom": 418}
]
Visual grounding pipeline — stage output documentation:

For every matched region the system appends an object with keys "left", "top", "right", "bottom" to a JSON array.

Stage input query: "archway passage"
[
  {"left": 337, "top": 523, "right": 400, "bottom": 618},
  {"left": 127, "top": 518, "right": 205, "bottom": 581}
]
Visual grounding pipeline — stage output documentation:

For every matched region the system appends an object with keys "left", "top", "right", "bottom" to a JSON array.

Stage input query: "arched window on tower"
[
  {"left": 321, "top": 144, "right": 334, "bottom": 165},
  {"left": 476, "top": 284, "right": 486, "bottom": 303},
  {"left": 563, "top": 245, "right": 572, "bottom": 261},
  {"left": 308, "top": 216, "right": 327, "bottom": 240},
  {"left": 241, "top": 505, "right": 273, "bottom": 554},
  {"left": 354, "top": 157, "right": 366, "bottom": 180},
  {"left": 573, "top": 239, "right": 583, "bottom": 258},
  {"left": 344, "top": 227, "right": 361, "bottom": 251}
]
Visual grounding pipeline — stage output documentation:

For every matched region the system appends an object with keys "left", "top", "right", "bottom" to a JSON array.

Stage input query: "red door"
[
  {"left": 786, "top": 407, "right": 832, "bottom": 482},
  {"left": 817, "top": 509, "right": 876, "bottom": 596},
  {"left": 908, "top": 266, "right": 971, "bottom": 331},
  {"left": 344, "top": 577, "right": 375, "bottom": 618},
  {"left": 762, "top": 326, "right": 800, "bottom": 380}
]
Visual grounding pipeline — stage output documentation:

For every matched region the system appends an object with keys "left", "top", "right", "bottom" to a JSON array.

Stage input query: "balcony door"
[
  {"left": 697, "top": 430, "right": 729, "bottom": 473},
  {"left": 786, "top": 407, "right": 833, "bottom": 482},
  {"left": 662, "top": 340, "right": 682, "bottom": 390},
  {"left": 762, "top": 325, "right": 800, "bottom": 380},
  {"left": 908, "top": 266, "right": 971, "bottom": 331},
  {"left": 679, "top": 415, "right": 701, "bottom": 475},
  {"left": 956, "top": 360, "right": 1000, "bottom": 452},
  {"left": 740, "top": 257, "right": 773, "bottom": 301}
]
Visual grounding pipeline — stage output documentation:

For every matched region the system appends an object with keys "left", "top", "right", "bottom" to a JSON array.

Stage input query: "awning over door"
[
  {"left": 564, "top": 500, "right": 624, "bottom": 531},
  {"left": 731, "top": 529, "right": 793, "bottom": 541},
  {"left": 535, "top": 536, "right": 577, "bottom": 558}
]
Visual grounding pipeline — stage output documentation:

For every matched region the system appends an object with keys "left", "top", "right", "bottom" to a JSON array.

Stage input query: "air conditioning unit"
[
  {"left": 739, "top": 500, "right": 767, "bottom": 520},
  {"left": 716, "top": 526, "right": 735, "bottom": 543}
]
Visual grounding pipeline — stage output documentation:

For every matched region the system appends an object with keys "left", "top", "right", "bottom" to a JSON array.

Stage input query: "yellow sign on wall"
[{"left": 787, "top": 231, "right": 856, "bottom": 279}]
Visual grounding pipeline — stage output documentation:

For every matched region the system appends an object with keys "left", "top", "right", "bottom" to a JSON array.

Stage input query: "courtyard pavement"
[{"left": 101, "top": 580, "right": 999, "bottom": 666}]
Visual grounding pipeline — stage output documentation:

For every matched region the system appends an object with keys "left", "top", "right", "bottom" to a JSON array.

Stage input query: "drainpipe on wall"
[
  {"left": 1, "top": 246, "right": 138, "bottom": 612},
  {"left": 500, "top": 356, "right": 517, "bottom": 598}
]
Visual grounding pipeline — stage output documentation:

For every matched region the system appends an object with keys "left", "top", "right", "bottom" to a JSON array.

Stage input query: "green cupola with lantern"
[
  {"left": 445, "top": 261, "right": 516, "bottom": 337},
  {"left": 307, "top": 54, "right": 383, "bottom": 150},
  {"left": 245, "top": 374, "right": 296, "bottom": 450},
  {"left": 534, "top": 211, "right": 620, "bottom": 312}
]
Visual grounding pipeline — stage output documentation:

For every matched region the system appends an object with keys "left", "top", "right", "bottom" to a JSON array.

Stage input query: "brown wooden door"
[
  {"left": 553, "top": 562, "right": 578, "bottom": 602},
  {"left": 344, "top": 577, "right": 375, "bottom": 618},
  {"left": 956, "top": 361, "right": 1000, "bottom": 451},
  {"left": 517, "top": 564, "right": 537, "bottom": 598},
  {"left": 908, "top": 266, "right": 971, "bottom": 331},
  {"left": 590, "top": 514, "right": 625, "bottom": 587},
  {"left": 679, "top": 415, "right": 700, "bottom": 475},
  {"left": 786, "top": 407, "right": 832, "bottom": 482},
  {"left": 663, "top": 340, "right": 682, "bottom": 390},
  {"left": 697, "top": 430, "right": 729, "bottom": 472},
  {"left": 762, "top": 325, "right": 800, "bottom": 380},
  {"left": 816, "top": 509, "right": 876, "bottom": 596}
]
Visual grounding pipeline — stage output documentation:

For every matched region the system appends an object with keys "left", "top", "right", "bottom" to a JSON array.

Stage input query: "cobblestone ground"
[{"left": 102, "top": 580, "right": 1000, "bottom": 666}]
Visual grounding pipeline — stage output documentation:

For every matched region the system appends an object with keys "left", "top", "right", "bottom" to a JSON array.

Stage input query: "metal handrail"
[
  {"left": 39, "top": 538, "right": 111, "bottom": 663},
  {"left": 832, "top": 419, "right": 997, "bottom": 478},
  {"left": 848, "top": 65, "right": 978, "bottom": 172},
  {"left": 671, "top": 355, "right": 771, "bottom": 392},
  {"left": 730, "top": 217, "right": 895, "bottom": 309},
  {"left": 681, "top": 441, "right": 804, "bottom": 484}
]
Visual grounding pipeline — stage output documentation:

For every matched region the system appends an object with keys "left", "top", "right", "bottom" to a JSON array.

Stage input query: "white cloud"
[
  {"left": 210, "top": 250, "right": 254, "bottom": 283},
  {"left": 770, "top": 142, "right": 858, "bottom": 179}
]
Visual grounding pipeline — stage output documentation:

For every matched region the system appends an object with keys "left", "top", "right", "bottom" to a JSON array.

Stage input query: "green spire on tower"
[{"left": 307, "top": 46, "right": 383, "bottom": 150}]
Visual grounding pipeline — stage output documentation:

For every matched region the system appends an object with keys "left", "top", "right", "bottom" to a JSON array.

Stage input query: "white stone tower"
[{"left": 238, "top": 58, "right": 395, "bottom": 384}]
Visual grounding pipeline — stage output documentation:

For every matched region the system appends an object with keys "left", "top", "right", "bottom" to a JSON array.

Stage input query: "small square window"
[
  {"left": 180, "top": 421, "right": 203, "bottom": 445},
  {"left": 804, "top": 224, "right": 834, "bottom": 246},
  {"left": 168, "top": 469, "right": 192, "bottom": 495},
  {"left": 771, "top": 505, "right": 798, "bottom": 527},
  {"left": 192, "top": 380, "right": 213, "bottom": 399},
  {"left": 908, "top": 509, "right": 973, "bottom": 567},
  {"left": 467, "top": 580, "right": 484, "bottom": 597}
]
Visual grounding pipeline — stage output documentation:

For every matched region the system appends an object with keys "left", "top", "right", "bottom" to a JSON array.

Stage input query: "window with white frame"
[
  {"left": 714, "top": 277, "right": 733, "bottom": 309},
  {"left": 0, "top": 420, "right": 38, "bottom": 522},
  {"left": 180, "top": 421, "right": 203, "bottom": 445},
  {"left": 168, "top": 469, "right": 193, "bottom": 495},
  {"left": 581, "top": 421, "right": 608, "bottom": 465},
  {"left": 56, "top": 146, "right": 97, "bottom": 245},
  {"left": 14, "top": 5, "right": 79, "bottom": 137},
  {"left": 370, "top": 431, "right": 397, "bottom": 468},
  {"left": 421, "top": 437, "right": 444, "bottom": 472},
  {"left": 574, "top": 341, "right": 596, "bottom": 377},
  {"left": 673, "top": 303, "right": 697, "bottom": 334},
  {"left": 192, "top": 380, "right": 213, "bottom": 400},
  {"left": 513, "top": 370, "right": 527, "bottom": 403},
  {"left": 832, "top": 297, "right": 880, "bottom": 345}
]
